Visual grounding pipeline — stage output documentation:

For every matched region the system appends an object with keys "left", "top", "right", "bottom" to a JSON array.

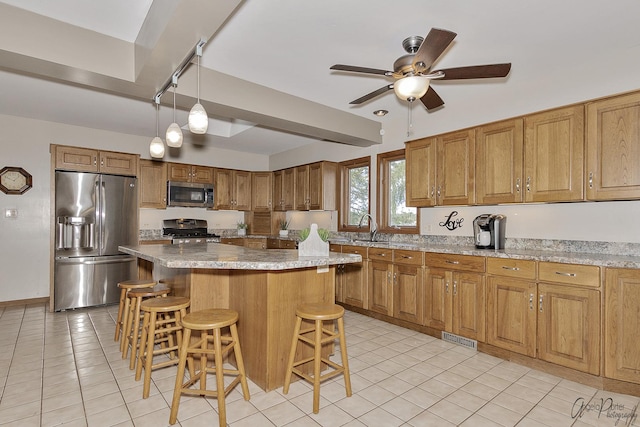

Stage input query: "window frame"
[
  {"left": 338, "top": 156, "right": 371, "bottom": 232},
  {"left": 377, "top": 149, "right": 419, "bottom": 234}
]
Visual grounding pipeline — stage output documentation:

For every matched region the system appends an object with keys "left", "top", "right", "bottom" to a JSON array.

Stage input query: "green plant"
[
  {"left": 279, "top": 219, "right": 290, "bottom": 230},
  {"left": 298, "top": 227, "right": 330, "bottom": 242},
  {"left": 237, "top": 222, "right": 248, "bottom": 230}
]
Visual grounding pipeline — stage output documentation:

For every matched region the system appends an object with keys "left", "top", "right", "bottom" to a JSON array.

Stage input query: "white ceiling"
[{"left": 2, "top": 0, "right": 640, "bottom": 157}]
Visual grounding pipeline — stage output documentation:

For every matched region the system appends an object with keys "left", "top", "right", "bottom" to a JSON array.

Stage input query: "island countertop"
[{"left": 119, "top": 243, "right": 361, "bottom": 270}]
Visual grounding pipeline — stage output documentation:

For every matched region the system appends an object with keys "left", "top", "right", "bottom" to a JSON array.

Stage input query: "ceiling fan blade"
[
  {"left": 412, "top": 28, "right": 457, "bottom": 72},
  {"left": 433, "top": 63, "right": 512, "bottom": 80},
  {"left": 349, "top": 85, "right": 393, "bottom": 105},
  {"left": 420, "top": 86, "right": 445, "bottom": 111},
  {"left": 330, "top": 64, "right": 392, "bottom": 76}
]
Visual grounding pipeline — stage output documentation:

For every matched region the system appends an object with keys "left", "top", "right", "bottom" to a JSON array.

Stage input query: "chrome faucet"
[{"left": 358, "top": 213, "right": 378, "bottom": 242}]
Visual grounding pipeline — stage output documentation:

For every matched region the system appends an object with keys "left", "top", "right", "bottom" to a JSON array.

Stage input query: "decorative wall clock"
[{"left": 0, "top": 166, "right": 32, "bottom": 195}]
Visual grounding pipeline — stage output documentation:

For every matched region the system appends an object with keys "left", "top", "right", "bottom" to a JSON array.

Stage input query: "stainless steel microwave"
[{"left": 167, "top": 181, "right": 214, "bottom": 208}]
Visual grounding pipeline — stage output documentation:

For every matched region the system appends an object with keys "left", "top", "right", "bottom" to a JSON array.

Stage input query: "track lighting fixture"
[
  {"left": 149, "top": 100, "right": 165, "bottom": 158},
  {"left": 188, "top": 43, "right": 208, "bottom": 134},
  {"left": 166, "top": 76, "right": 183, "bottom": 148}
]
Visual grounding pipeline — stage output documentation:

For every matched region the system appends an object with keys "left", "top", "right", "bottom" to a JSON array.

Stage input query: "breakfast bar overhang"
[{"left": 119, "top": 243, "right": 362, "bottom": 392}]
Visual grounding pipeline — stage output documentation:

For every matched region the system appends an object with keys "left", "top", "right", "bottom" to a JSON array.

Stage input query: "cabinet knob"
[
  {"left": 516, "top": 178, "right": 521, "bottom": 193},
  {"left": 526, "top": 176, "right": 531, "bottom": 192},
  {"left": 589, "top": 172, "right": 593, "bottom": 189},
  {"left": 502, "top": 266, "right": 520, "bottom": 271},
  {"left": 555, "top": 271, "right": 577, "bottom": 277},
  {"left": 445, "top": 260, "right": 459, "bottom": 265},
  {"left": 539, "top": 294, "right": 544, "bottom": 312},
  {"left": 529, "top": 293, "right": 534, "bottom": 310},
  {"left": 453, "top": 281, "right": 457, "bottom": 295}
]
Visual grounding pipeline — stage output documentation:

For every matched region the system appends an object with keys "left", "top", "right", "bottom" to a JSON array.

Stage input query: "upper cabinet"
[
  {"left": 524, "top": 105, "right": 584, "bottom": 202},
  {"left": 54, "top": 145, "right": 138, "bottom": 176},
  {"left": 251, "top": 172, "right": 273, "bottom": 212},
  {"left": 273, "top": 168, "right": 295, "bottom": 211},
  {"left": 475, "top": 119, "right": 524, "bottom": 204},
  {"left": 586, "top": 92, "right": 640, "bottom": 200},
  {"left": 214, "top": 168, "right": 252, "bottom": 210},
  {"left": 406, "top": 129, "right": 475, "bottom": 207},
  {"left": 138, "top": 160, "right": 167, "bottom": 209},
  {"left": 168, "top": 163, "right": 213, "bottom": 184},
  {"left": 293, "top": 161, "right": 338, "bottom": 211}
]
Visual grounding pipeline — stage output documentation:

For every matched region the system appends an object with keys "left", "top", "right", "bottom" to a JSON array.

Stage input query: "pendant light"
[
  {"left": 166, "top": 76, "right": 183, "bottom": 147},
  {"left": 149, "top": 100, "right": 165, "bottom": 158},
  {"left": 188, "top": 44, "right": 208, "bottom": 134}
]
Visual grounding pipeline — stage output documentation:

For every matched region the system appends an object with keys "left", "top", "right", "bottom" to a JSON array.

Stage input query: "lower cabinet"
[
  {"left": 605, "top": 268, "right": 640, "bottom": 383},
  {"left": 341, "top": 245, "right": 368, "bottom": 309},
  {"left": 368, "top": 250, "right": 393, "bottom": 316},
  {"left": 393, "top": 250, "right": 424, "bottom": 324},
  {"left": 424, "top": 254, "right": 486, "bottom": 342},
  {"left": 487, "top": 258, "right": 601, "bottom": 375}
]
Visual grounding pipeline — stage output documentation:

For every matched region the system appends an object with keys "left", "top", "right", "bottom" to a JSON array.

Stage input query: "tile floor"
[{"left": 0, "top": 303, "right": 639, "bottom": 427}]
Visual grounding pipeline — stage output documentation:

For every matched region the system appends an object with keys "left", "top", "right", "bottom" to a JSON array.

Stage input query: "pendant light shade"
[
  {"left": 150, "top": 101, "right": 165, "bottom": 158},
  {"left": 394, "top": 75, "right": 430, "bottom": 101},
  {"left": 188, "top": 52, "right": 208, "bottom": 134},
  {"left": 166, "top": 83, "right": 183, "bottom": 147}
]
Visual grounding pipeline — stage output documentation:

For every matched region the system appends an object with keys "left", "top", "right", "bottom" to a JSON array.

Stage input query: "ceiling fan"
[{"left": 330, "top": 28, "right": 511, "bottom": 111}]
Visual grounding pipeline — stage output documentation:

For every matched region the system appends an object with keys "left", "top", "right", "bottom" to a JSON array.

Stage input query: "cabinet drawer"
[
  {"left": 487, "top": 258, "right": 537, "bottom": 279},
  {"left": 426, "top": 253, "right": 485, "bottom": 272},
  {"left": 394, "top": 249, "right": 424, "bottom": 266},
  {"left": 368, "top": 247, "right": 392, "bottom": 262},
  {"left": 341, "top": 245, "right": 368, "bottom": 258},
  {"left": 538, "top": 262, "right": 600, "bottom": 287}
]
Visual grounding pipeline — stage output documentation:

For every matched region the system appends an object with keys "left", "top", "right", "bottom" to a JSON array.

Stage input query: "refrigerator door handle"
[
  {"left": 55, "top": 255, "right": 136, "bottom": 265},
  {"left": 100, "top": 179, "right": 106, "bottom": 254}
]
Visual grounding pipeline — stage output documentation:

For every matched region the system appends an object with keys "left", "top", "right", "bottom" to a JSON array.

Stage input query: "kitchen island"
[{"left": 119, "top": 243, "right": 361, "bottom": 391}]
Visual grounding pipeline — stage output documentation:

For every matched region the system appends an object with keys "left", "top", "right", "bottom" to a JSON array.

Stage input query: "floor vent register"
[{"left": 441, "top": 331, "right": 478, "bottom": 351}]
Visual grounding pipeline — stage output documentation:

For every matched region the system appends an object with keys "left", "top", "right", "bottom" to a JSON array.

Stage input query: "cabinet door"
[
  {"left": 437, "top": 129, "right": 475, "bottom": 205},
  {"left": 342, "top": 246, "right": 367, "bottom": 308},
  {"left": 138, "top": 160, "right": 167, "bottom": 208},
  {"left": 605, "top": 268, "right": 640, "bottom": 383},
  {"left": 538, "top": 283, "right": 600, "bottom": 374},
  {"left": 234, "top": 170, "right": 252, "bottom": 211},
  {"left": 393, "top": 264, "right": 424, "bottom": 324},
  {"left": 191, "top": 166, "right": 214, "bottom": 184},
  {"left": 487, "top": 275, "right": 537, "bottom": 356},
  {"left": 475, "top": 119, "right": 524, "bottom": 204},
  {"left": 99, "top": 151, "right": 138, "bottom": 176},
  {"left": 406, "top": 137, "right": 437, "bottom": 207},
  {"left": 294, "top": 165, "right": 310, "bottom": 210},
  {"left": 452, "top": 271, "right": 486, "bottom": 342},
  {"left": 424, "top": 268, "right": 449, "bottom": 331},
  {"left": 252, "top": 172, "right": 273, "bottom": 212},
  {"left": 214, "top": 168, "right": 234, "bottom": 210},
  {"left": 168, "top": 163, "right": 192, "bottom": 182},
  {"left": 273, "top": 170, "right": 284, "bottom": 211},
  {"left": 524, "top": 105, "right": 584, "bottom": 202},
  {"left": 586, "top": 92, "right": 640, "bottom": 200},
  {"left": 282, "top": 168, "right": 296, "bottom": 211},
  {"left": 368, "top": 260, "right": 392, "bottom": 316},
  {"left": 55, "top": 146, "right": 99, "bottom": 172},
  {"left": 308, "top": 162, "right": 338, "bottom": 211}
]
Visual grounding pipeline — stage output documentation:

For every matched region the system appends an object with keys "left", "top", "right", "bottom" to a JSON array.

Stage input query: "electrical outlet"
[
  {"left": 5, "top": 208, "right": 18, "bottom": 219},
  {"left": 425, "top": 224, "right": 432, "bottom": 232}
]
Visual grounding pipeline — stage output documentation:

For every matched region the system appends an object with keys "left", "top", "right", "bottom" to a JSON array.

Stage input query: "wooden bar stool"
[
  {"left": 121, "top": 284, "right": 171, "bottom": 369},
  {"left": 283, "top": 303, "right": 352, "bottom": 414},
  {"left": 114, "top": 279, "right": 156, "bottom": 344},
  {"left": 135, "top": 296, "right": 190, "bottom": 399},
  {"left": 169, "top": 309, "right": 250, "bottom": 426}
]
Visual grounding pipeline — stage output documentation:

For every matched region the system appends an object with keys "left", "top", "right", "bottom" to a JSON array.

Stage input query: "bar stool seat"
[
  {"left": 121, "top": 284, "right": 171, "bottom": 369},
  {"left": 136, "top": 296, "right": 190, "bottom": 399},
  {"left": 283, "top": 303, "right": 352, "bottom": 414},
  {"left": 169, "top": 308, "right": 250, "bottom": 426},
  {"left": 114, "top": 279, "right": 156, "bottom": 344}
]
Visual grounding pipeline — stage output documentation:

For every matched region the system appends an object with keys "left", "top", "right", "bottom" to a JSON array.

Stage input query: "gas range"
[{"left": 162, "top": 219, "right": 220, "bottom": 244}]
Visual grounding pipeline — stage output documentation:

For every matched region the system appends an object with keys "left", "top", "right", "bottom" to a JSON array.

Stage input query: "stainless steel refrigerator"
[{"left": 54, "top": 171, "right": 138, "bottom": 311}]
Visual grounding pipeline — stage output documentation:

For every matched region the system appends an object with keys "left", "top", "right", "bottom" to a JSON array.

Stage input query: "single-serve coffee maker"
[{"left": 473, "top": 214, "right": 507, "bottom": 249}]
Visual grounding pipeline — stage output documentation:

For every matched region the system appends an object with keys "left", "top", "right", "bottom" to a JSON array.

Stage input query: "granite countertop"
[
  {"left": 329, "top": 239, "right": 640, "bottom": 269},
  {"left": 119, "top": 243, "right": 361, "bottom": 270}
]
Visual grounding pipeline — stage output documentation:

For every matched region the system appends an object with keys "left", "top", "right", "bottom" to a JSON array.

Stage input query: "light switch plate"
[{"left": 5, "top": 208, "right": 18, "bottom": 219}]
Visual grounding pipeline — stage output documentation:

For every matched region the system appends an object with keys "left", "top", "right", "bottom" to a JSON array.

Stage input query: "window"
[
  {"left": 339, "top": 157, "right": 370, "bottom": 231},
  {"left": 378, "top": 149, "right": 418, "bottom": 233}
]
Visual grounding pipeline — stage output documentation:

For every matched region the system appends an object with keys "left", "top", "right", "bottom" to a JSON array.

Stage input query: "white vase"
[
  {"left": 279, "top": 230, "right": 289, "bottom": 237},
  {"left": 238, "top": 228, "right": 246, "bottom": 236}
]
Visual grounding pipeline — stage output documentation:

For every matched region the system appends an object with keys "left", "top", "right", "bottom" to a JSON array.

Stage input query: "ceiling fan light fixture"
[{"left": 394, "top": 75, "right": 429, "bottom": 101}]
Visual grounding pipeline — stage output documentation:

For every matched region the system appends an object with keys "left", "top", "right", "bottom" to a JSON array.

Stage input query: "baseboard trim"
[{"left": 0, "top": 297, "right": 49, "bottom": 308}]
